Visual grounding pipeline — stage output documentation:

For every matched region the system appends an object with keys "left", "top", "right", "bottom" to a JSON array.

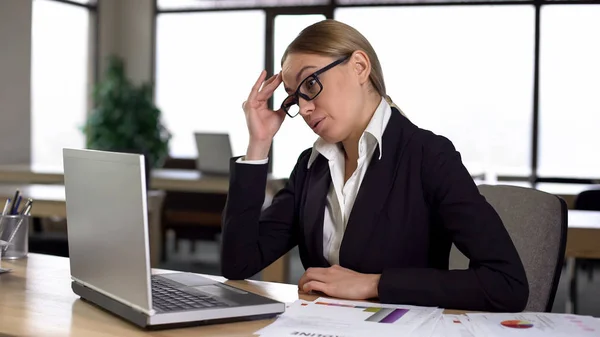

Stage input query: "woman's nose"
[{"left": 298, "top": 97, "right": 314, "bottom": 117}]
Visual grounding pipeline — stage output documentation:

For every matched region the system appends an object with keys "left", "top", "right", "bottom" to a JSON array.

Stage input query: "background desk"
[
  {"left": 0, "top": 254, "right": 471, "bottom": 337},
  {"left": 0, "top": 165, "right": 284, "bottom": 194},
  {"left": 2, "top": 165, "right": 599, "bottom": 284},
  {"left": 0, "top": 165, "right": 285, "bottom": 281},
  {"left": 0, "top": 185, "right": 165, "bottom": 267},
  {"left": 564, "top": 210, "right": 600, "bottom": 313},
  {"left": 0, "top": 164, "right": 595, "bottom": 206}
]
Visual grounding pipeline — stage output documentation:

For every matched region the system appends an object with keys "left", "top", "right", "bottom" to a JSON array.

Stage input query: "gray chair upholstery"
[{"left": 449, "top": 184, "right": 567, "bottom": 312}]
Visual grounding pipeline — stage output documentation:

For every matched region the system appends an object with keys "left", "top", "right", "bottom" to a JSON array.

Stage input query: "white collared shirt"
[
  {"left": 237, "top": 97, "right": 392, "bottom": 265},
  {"left": 307, "top": 97, "right": 392, "bottom": 265}
]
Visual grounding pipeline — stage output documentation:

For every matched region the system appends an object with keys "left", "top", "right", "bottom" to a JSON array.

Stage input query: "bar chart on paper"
[
  {"left": 255, "top": 298, "right": 442, "bottom": 337},
  {"left": 314, "top": 301, "right": 409, "bottom": 323},
  {"left": 307, "top": 297, "right": 442, "bottom": 333}
]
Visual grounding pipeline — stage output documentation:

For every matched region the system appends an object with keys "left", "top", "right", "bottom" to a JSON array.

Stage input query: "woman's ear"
[{"left": 351, "top": 50, "right": 371, "bottom": 85}]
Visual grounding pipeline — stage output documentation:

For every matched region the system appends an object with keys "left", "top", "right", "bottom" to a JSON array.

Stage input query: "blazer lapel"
[
  {"left": 339, "top": 108, "right": 406, "bottom": 271},
  {"left": 302, "top": 154, "right": 331, "bottom": 268}
]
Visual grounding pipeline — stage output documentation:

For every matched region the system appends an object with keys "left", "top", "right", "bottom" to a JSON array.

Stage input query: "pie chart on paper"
[{"left": 501, "top": 320, "right": 534, "bottom": 329}]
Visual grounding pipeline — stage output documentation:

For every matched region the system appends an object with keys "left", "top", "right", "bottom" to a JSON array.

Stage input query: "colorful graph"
[
  {"left": 314, "top": 301, "right": 408, "bottom": 324},
  {"left": 501, "top": 320, "right": 534, "bottom": 329}
]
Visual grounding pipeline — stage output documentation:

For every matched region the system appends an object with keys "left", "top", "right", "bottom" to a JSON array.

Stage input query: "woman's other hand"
[{"left": 298, "top": 265, "right": 381, "bottom": 300}]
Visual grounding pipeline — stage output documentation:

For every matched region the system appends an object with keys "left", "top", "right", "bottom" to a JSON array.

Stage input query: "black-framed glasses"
[{"left": 281, "top": 55, "right": 350, "bottom": 118}]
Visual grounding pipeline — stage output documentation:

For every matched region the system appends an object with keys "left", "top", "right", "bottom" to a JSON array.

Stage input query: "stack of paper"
[
  {"left": 463, "top": 312, "right": 600, "bottom": 337},
  {"left": 255, "top": 297, "right": 443, "bottom": 337},
  {"left": 255, "top": 299, "right": 600, "bottom": 337}
]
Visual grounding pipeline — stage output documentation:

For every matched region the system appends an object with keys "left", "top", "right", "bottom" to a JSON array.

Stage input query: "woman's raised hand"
[{"left": 242, "top": 70, "right": 286, "bottom": 160}]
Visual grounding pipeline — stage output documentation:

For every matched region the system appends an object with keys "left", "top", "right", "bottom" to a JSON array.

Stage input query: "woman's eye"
[{"left": 304, "top": 78, "right": 317, "bottom": 92}]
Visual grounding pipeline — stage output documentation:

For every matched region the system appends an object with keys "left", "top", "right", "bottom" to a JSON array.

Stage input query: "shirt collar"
[{"left": 307, "top": 97, "right": 390, "bottom": 168}]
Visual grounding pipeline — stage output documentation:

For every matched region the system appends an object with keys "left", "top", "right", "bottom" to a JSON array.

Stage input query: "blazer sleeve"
[
  {"left": 377, "top": 135, "right": 529, "bottom": 312},
  {"left": 220, "top": 152, "right": 306, "bottom": 280}
]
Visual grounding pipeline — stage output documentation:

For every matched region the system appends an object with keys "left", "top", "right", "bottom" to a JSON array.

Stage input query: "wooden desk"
[
  {"left": 151, "top": 169, "right": 230, "bottom": 193},
  {"left": 0, "top": 184, "right": 67, "bottom": 218},
  {"left": 0, "top": 185, "right": 165, "bottom": 267},
  {"left": 0, "top": 164, "right": 64, "bottom": 184},
  {"left": 0, "top": 164, "right": 230, "bottom": 193},
  {"left": 566, "top": 210, "right": 600, "bottom": 259},
  {"left": 0, "top": 165, "right": 596, "bottom": 203},
  {"left": 0, "top": 254, "right": 470, "bottom": 337},
  {"left": 0, "top": 165, "right": 282, "bottom": 194}
]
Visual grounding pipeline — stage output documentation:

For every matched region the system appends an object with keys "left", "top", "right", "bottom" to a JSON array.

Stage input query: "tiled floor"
[{"left": 161, "top": 237, "right": 600, "bottom": 316}]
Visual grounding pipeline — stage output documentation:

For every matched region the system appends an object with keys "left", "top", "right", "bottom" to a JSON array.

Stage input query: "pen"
[
  {"left": 1, "top": 199, "right": 10, "bottom": 216},
  {"left": 22, "top": 202, "right": 33, "bottom": 216},
  {"left": 9, "top": 189, "right": 20, "bottom": 216},
  {"left": 0, "top": 198, "right": 9, "bottom": 238},
  {"left": 12, "top": 195, "right": 22, "bottom": 215},
  {"left": 19, "top": 198, "right": 33, "bottom": 215}
]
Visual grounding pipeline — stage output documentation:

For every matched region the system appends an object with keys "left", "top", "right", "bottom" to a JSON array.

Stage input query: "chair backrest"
[
  {"left": 575, "top": 189, "right": 600, "bottom": 211},
  {"left": 449, "top": 184, "right": 567, "bottom": 312}
]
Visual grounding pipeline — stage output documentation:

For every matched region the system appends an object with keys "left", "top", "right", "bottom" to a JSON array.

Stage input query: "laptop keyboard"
[{"left": 151, "top": 276, "right": 229, "bottom": 312}]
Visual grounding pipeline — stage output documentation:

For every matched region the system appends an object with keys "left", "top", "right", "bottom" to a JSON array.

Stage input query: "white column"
[
  {"left": 0, "top": 0, "right": 32, "bottom": 165},
  {"left": 98, "top": 0, "right": 154, "bottom": 86}
]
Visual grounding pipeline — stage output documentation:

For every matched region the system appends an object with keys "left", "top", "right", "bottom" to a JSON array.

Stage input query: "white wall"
[
  {"left": 98, "top": 0, "right": 154, "bottom": 85},
  {"left": 0, "top": 0, "right": 32, "bottom": 165}
]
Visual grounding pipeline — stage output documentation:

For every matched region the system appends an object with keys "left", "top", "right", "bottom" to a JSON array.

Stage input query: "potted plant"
[{"left": 83, "top": 55, "right": 171, "bottom": 169}]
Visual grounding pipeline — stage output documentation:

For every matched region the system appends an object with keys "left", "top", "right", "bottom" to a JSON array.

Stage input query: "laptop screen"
[
  {"left": 194, "top": 133, "right": 233, "bottom": 175},
  {"left": 63, "top": 148, "right": 153, "bottom": 314}
]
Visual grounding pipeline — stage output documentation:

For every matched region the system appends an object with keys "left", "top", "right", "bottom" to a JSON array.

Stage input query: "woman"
[{"left": 221, "top": 19, "right": 528, "bottom": 312}]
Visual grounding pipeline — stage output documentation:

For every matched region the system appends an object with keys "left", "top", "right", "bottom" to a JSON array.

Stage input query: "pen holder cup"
[{"left": 0, "top": 214, "right": 29, "bottom": 260}]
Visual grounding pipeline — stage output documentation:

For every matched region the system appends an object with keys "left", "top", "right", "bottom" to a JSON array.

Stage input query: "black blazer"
[{"left": 221, "top": 107, "right": 529, "bottom": 312}]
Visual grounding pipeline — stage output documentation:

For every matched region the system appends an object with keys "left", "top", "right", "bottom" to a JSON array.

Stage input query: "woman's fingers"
[
  {"left": 303, "top": 280, "right": 329, "bottom": 295},
  {"left": 261, "top": 72, "right": 280, "bottom": 88},
  {"left": 248, "top": 70, "right": 267, "bottom": 102},
  {"left": 256, "top": 73, "right": 282, "bottom": 101}
]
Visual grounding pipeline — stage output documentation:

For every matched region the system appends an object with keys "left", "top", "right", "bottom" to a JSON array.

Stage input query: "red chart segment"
[{"left": 501, "top": 320, "right": 534, "bottom": 329}]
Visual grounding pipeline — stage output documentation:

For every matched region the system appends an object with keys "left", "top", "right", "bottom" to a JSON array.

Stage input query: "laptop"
[
  {"left": 194, "top": 132, "right": 232, "bottom": 176},
  {"left": 62, "top": 148, "right": 285, "bottom": 328}
]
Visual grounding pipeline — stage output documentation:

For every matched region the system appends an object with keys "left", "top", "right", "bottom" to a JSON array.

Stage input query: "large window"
[
  {"left": 31, "top": 0, "right": 91, "bottom": 167},
  {"left": 336, "top": 6, "right": 535, "bottom": 177},
  {"left": 155, "top": 1, "right": 600, "bottom": 183},
  {"left": 538, "top": 5, "right": 600, "bottom": 179},
  {"left": 155, "top": 11, "right": 265, "bottom": 158}
]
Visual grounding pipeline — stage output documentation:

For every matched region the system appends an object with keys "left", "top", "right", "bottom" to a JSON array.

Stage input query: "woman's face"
[{"left": 281, "top": 52, "right": 366, "bottom": 144}]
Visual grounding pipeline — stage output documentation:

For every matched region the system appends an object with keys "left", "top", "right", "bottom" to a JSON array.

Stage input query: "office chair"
[
  {"left": 160, "top": 157, "right": 225, "bottom": 262},
  {"left": 574, "top": 189, "right": 600, "bottom": 211},
  {"left": 449, "top": 184, "right": 567, "bottom": 312}
]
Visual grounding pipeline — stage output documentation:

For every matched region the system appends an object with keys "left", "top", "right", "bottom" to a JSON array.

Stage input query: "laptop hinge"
[{"left": 72, "top": 276, "right": 156, "bottom": 316}]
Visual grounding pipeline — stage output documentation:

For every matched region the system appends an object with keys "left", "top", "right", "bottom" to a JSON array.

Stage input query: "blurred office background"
[{"left": 0, "top": 0, "right": 599, "bottom": 315}]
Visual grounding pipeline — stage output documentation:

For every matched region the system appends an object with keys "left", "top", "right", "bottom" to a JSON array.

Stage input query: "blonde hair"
[{"left": 282, "top": 19, "right": 395, "bottom": 106}]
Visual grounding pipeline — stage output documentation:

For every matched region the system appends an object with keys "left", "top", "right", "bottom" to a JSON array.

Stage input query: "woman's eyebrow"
[
  {"left": 296, "top": 65, "right": 317, "bottom": 82},
  {"left": 282, "top": 65, "right": 318, "bottom": 94}
]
